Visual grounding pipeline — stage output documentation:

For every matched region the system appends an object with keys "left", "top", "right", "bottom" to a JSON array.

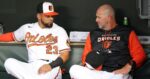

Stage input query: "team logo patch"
[
  {"left": 102, "top": 41, "right": 112, "bottom": 49},
  {"left": 49, "top": 6, "right": 53, "bottom": 11},
  {"left": 98, "top": 33, "right": 121, "bottom": 49}
]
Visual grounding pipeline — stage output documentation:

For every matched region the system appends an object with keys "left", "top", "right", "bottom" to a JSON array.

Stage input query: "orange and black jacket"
[{"left": 82, "top": 25, "right": 146, "bottom": 72}]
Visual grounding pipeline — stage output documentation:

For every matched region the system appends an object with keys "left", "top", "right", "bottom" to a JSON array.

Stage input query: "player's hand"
[
  {"left": 38, "top": 64, "right": 52, "bottom": 74},
  {"left": 112, "top": 63, "right": 132, "bottom": 75}
]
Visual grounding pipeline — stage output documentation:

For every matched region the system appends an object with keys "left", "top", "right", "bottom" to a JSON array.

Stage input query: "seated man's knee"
[
  {"left": 69, "top": 65, "right": 81, "bottom": 74},
  {"left": 4, "top": 58, "right": 16, "bottom": 68}
]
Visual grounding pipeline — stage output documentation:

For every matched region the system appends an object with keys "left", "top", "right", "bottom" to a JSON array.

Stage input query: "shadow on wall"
[
  {"left": 54, "top": 6, "right": 73, "bottom": 34},
  {"left": 54, "top": 6, "right": 134, "bottom": 33}
]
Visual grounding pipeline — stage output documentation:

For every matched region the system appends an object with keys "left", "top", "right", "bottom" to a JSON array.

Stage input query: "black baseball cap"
[{"left": 85, "top": 50, "right": 107, "bottom": 68}]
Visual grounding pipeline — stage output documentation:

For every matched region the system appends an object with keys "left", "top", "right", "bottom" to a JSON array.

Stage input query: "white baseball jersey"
[{"left": 13, "top": 22, "right": 70, "bottom": 62}]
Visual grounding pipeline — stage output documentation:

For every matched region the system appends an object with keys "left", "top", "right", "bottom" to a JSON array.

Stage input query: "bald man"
[{"left": 69, "top": 4, "right": 146, "bottom": 79}]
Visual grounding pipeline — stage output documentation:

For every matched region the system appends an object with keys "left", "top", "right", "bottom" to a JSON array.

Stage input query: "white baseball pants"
[
  {"left": 4, "top": 58, "right": 61, "bottom": 79},
  {"left": 69, "top": 65, "right": 132, "bottom": 79}
]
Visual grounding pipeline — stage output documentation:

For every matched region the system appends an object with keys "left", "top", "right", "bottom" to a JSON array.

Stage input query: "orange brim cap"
[{"left": 43, "top": 12, "right": 59, "bottom": 16}]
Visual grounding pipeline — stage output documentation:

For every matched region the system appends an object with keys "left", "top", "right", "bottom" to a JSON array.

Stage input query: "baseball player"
[
  {"left": 69, "top": 4, "right": 146, "bottom": 79},
  {"left": 0, "top": 1, "right": 70, "bottom": 79}
]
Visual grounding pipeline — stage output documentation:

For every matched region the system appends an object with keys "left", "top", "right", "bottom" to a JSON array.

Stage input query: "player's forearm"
[
  {"left": 60, "top": 50, "right": 70, "bottom": 63},
  {"left": 113, "top": 63, "right": 132, "bottom": 74},
  {"left": 49, "top": 50, "right": 69, "bottom": 69},
  {"left": 0, "top": 32, "right": 15, "bottom": 42}
]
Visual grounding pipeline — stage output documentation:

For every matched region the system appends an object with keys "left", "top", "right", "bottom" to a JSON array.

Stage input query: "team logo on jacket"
[
  {"left": 97, "top": 34, "right": 121, "bottom": 49},
  {"left": 102, "top": 41, "right": 112, "bottom": 49}
]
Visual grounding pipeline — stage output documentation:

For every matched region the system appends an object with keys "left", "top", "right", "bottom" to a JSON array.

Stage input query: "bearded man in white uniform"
[{"left": 0, "top": 1, "right": 70, "bottom": 79}]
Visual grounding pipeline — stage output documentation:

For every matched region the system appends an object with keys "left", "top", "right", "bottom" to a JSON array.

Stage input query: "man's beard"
[
  {"left": 41, "top": 20, "right": 53, "bottom": 28},
  {"left": 98, "top": 25, "right": 110, "bottom": 31},
  {"left": 98, "top": 25, "right": 104, "bottom": 29},
  {"left": 98, "top": 24, "right": 105, "bottom": 30}
]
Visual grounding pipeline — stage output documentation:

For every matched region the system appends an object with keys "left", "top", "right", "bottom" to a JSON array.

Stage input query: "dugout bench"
[{"left": 0, "top": 42, "right": 150, "bottom": 79}]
